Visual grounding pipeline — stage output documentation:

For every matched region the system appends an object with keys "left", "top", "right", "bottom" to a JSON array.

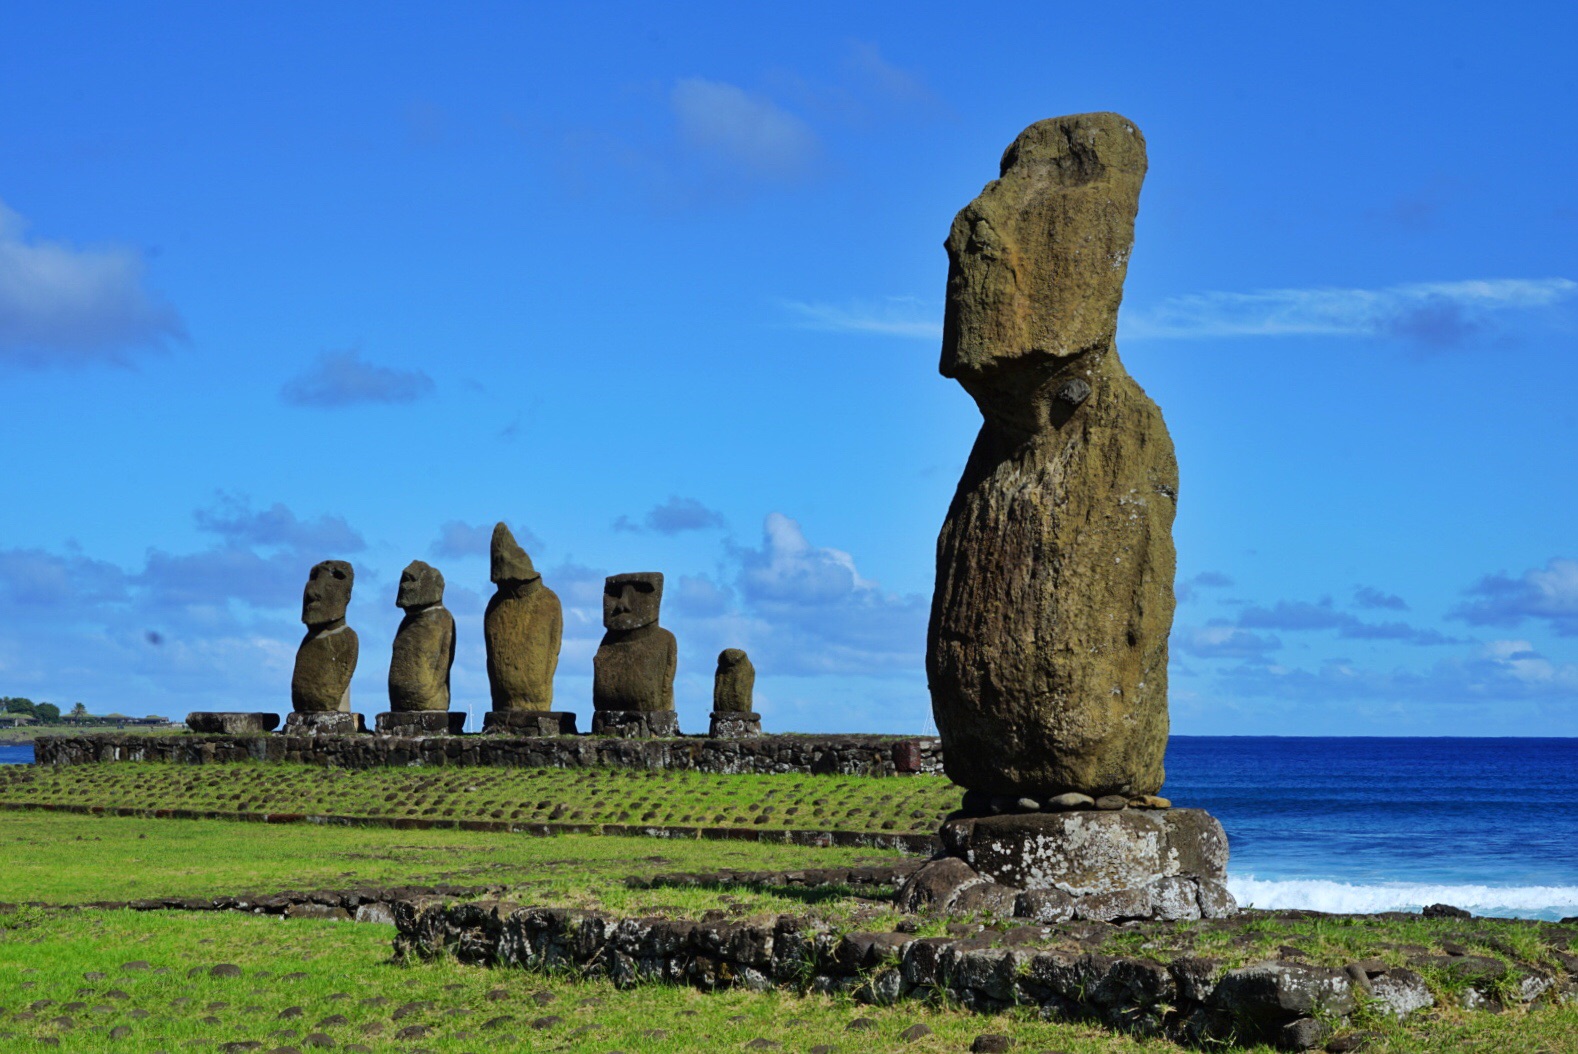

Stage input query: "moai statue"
[
  {"left": 895, "top": 113, "right": 1234, "bottom": 925},
  {"left": 590, "top": 572, "right": 679, "bottom": 737},
  {"left": 376, "top": 560, "right": 462, "bottom": 735},
  {"left": 708, "top": 648, "right": 760, "bottom": 739},
  {"left": 482, "top": 523, "right": 572, "bottom": 735},
  {"left": 291, "top": 560, "right": 359, "bottom": 714}
]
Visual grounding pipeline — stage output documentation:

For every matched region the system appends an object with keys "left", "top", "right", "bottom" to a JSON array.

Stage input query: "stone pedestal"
[
  {"left": 482, "top": 711, "right": 578, "bottom": 736},
  {"left": 896, "top": 808, "right": 1237, "bottom": 923},
  {"left": 283, "top": 712, "right": 366, "bottom": 736},
  {"left": 375, "top": 711, "right": 466, "bottom": 736},
  {"left": 708, "top": 711, "right": 761, "bottom": 739},
  {"left": 591, "top": 710, "right": 680, "bottom": 738},
  {"left": 186, "top": 712, "right": 280, "bottom": 734}
]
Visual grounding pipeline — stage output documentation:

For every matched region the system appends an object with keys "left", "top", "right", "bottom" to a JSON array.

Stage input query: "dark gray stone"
[
  {"left": 708, "top": 712, "right": 762, "bottom": 740},
  {"left": 186, "top": 713, "right": 280, "bottom": 734},
  {"left": 374, "top": 712, "right": 466, "bottom": 736},
  {"left": 282, "top": 712, "right": 365, "bottom": 736},
  {"left": 482, "top": 711, "right": 577, "bottom": 736},
  {"left": 590, "top": 710, "right": 680, "bottom": 739},
  {"left": 894, "top": 857, "right": 983, "bottom": 913}
]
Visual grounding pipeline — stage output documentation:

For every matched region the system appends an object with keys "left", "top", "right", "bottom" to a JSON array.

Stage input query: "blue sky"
[{"left": 2, "top": 2, "right": 1575, "bottom": 736}]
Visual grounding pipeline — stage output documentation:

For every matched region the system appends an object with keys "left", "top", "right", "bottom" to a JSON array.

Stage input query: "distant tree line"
[{"left": 3, "top": 697, "right": 64, "bottom": 723}]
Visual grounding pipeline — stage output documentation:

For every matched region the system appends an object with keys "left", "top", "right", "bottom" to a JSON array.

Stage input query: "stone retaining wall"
[
  {"left": 392, "top": 900, "right": 1455, "bottom": 1051},
  {"left": 31, "top": 732, "right": 944, "bottom": 778}
]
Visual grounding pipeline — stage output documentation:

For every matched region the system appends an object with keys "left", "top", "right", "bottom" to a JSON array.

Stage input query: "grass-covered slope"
[{"left": 0, "top": 762, "right": 959, "bottom": 834}]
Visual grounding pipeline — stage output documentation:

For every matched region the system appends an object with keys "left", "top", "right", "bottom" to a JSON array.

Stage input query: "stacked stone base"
[
  {"left": 591, "top": 710, "right": 680, "bottom": 738},
  {"left": 708, "top": 711, "right": 761, "bottom": 739},
  {"left": 896, "top": 808, "right": 1236, "bottom": 923},
  {"left": 482, "top": 711, "right": 577, "bottom": 736},
  {"left": 282, "top": 712, "right": 365, "bottom": 735},
  {"left": 185, "top": 712, "right": 279, "bottom": 734},
  {"left": 375, "top": 712, "right": 467, "bottom": 735}
]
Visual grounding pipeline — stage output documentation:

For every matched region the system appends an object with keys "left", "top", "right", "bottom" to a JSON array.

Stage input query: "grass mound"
[{"left": 0, "top": 762, "right": 959, "bottom": 834}]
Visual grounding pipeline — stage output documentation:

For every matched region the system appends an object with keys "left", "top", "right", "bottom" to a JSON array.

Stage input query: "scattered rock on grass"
[
  {"left": 971, "top": 1036, "right": 1013, "bottom": 1053},
  {"left": 899, "top": 1023, "right": 932, "bottom": 1041}
]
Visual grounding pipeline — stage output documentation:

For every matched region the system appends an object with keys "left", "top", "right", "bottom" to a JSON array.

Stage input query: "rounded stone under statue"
[
  {"left": 591, "top": 572, "right": 679, "bottom": 738},
  {"left": 482, "top": 522, "right": 574, "bottom": 736},
  {"left": 375, "top": 560, "right": 462, "bottom": 735},
  {"left": 898, "top": 112, "right": 1235, "bottom": 923},
  {"left": 708, "top": 648, "right": 761, "bottom": 739},
  {"left": 284, "top": 559, "right": 367, "bottom": 735}
]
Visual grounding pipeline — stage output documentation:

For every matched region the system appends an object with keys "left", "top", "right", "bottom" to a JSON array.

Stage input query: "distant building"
[{"left": 0, "top": 713, "right": 36, "bottom": 728}]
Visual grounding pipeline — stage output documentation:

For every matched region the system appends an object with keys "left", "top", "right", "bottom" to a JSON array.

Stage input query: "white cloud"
[
  {"left": 781, "top": 296, "right": 941, "bottom": 339},
  {"left": 1122, "top": 277, "right": 1575, "bottom": 346},
  {"left": 1455, "top": 557, "right": 1578, "bottom": 636},
  {"left": 0, "top": 199, "right": 184, "bottom": 366},
  {"left": 670, "top": 78, "right": 819, "bottom": 176}
]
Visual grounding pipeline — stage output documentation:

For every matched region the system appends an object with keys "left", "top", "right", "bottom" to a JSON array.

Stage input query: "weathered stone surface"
[
  {"left": 186, "top": 713, "right": 279, "bottom": 734},
  {"left": 1013, "top": 887, "right": 1074, "bottom": 923},
  {"left": 484, "top": 524, "right": 563, "bottom": 713},
  {"left": 374, "top": 712, "right": 465, "bottom": 736},
  {"left": 388, "top": 560, "right": 455, "bottom": 713},
  {"left": 713, "top": 649, "right": 755, "bottom": 712},
  {"left": 1196, "top": 879, "right": 1238, "bottom": 919},
  {"left": 292, "top": 560, "right": 358, "bottom": 713},
  {"left": 894, "top": 857, "right": 983, "bottom": 914},
  {"left": 1367, "top": 969, "right": 1434, "bottom": 1019},
  {"left": 953, "top": 809, "right": 1228, "bottom": 895},
  {"left": 927, "top": 112, "right": 1175, "bottom": 799},
  {"left": 282, "top": 712, "right": 365, "bottom": 736},
  {"left": 590, "top": 710, "right": 680, "bottom": 739},
  {"left": 709, "top": 712, "right": 762, "bottom": 740},
  {"left": 593, "top": 573, "right": 676, "bottom": 713},
  {"left": 481, "top": 711, "right": 577, "bottom": 736},
  {"left": 1210, "top": 963, "right": 1355, "bottom": 1030}
]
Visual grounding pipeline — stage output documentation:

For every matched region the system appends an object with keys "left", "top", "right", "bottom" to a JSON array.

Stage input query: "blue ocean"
[{"left": 3, "top": 737, "right": 1575, "bottom": 919}]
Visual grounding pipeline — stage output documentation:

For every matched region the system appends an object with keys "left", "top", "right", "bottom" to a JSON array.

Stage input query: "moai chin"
[
  {"left": 592, "top": 572, "right": 676, "bottom": 713},
  {"left": 483, "top": 523, "right": 562, "bottom": 711},
  {"left": 927, "top": 112, "right": 1178, "bottom": 800},
  {"left": 387, "top": 559, "right": 456, "bottom": 712},
  {"left": 291, "top": 560, "right": 359, "bottom": 713}
]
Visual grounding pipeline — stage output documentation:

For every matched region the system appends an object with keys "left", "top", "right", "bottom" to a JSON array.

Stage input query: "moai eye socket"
[
  {"left": 633, "top": 581, "right": 654, "bottom": 594},
  {"left": 332, "top": 569, "right": 347, "bottom": 580}
]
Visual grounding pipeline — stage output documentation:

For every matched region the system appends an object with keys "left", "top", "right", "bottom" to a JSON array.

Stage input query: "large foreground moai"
[
  {"left": 591, "top": 572, "right": 679, "bottom": 737},
  {"left": 387, "top": 560, "right": 456, "bottom": 712},
  {"left": 291, "top": 560, "right": 359, "bottom": 712},
  {"left": 482, "top": 523, "right": 572, "bottom": 735},
  {"left": 927, "top": 112, "right": 1178, "bottom": 800}
]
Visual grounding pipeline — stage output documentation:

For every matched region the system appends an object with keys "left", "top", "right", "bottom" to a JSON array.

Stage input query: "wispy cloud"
[
  {"left": 670, "top": 78, "right": 819, "bottom": 177},
  {"left": 0, "top": 199, "right": 185, "bottom": 367},
  {"left": 781, "top": 296, "right": 941, "bottom": 339},
  {"left": 1122, "top": 277, "right": 1576, "bottom": 347},
  {"left": 279, "top": 349, "right": 435, "bottom": 408},
  {"left": 1453, "top": 557, "right": 1578, "bottom": 637},
  {"left": 613, "top": 496, "right": 726, "bottom": 536}
]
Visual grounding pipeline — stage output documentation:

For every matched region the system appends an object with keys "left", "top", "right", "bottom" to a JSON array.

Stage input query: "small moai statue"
[
  {"left": 590, "top": 572, "right": 679, "bottom": 737},
  {"left": 708, "top": 648, "right": 761, "bottom": 739},
  {"left": 482, "top": 523, "right": 572, "bottom": 735},
  {"left": 291, "top": 560, "right": 359, "bottom": 714},
  {"left": 376, "top": 560, "right": 462, "bottom": 735}
]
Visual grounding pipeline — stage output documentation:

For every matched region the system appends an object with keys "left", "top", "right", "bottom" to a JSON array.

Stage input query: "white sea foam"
[{"left": 1227, "top": 875, "right": 1578, "bottom": 920}]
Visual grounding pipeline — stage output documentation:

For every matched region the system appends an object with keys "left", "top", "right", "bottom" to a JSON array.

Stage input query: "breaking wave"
[{"left": 1227, "top": 875, "right": 1578, "bottom": 920}]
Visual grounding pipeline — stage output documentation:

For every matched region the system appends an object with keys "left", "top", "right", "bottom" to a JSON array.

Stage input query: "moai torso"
[
  {"left": 292, "top": 559, "right": 358, "bottom": 713},
  {"left": 592, "top": 572, "right": 675, "bottom": 712},
  {"left": 387, "top": 560, "right": 455, "bottom": 712},
  {"left": 482, "top": 523, "right": 562, "bottom": 711},
  {"left": 926, "top": 113, "right": 1177, "bottom": 800}
]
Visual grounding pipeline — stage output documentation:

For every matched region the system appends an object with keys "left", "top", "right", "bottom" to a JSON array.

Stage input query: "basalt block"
[
  {"left": 943, "top": 809, "right": 1228, "bottom": 895},
  {"left": 709, "top": 712, "right": 762, "bottom": 739},
  {"left": 927, "top": 113, "right": 1176, "bottom": 800},
  {"left": 185, "top": 712, "right": 280, "bottom": 735},
  {"left": 281, "top": 712, "right": 366, "bottom": 736},
  {"left": 482, "top": 711, "right": 578, "bottom": 736},
  {"left": 375, "top": 712, "right": 466, "bottom": 736},
  {"left": 591, "top": 710, "right": 681, "bottom": 738}
]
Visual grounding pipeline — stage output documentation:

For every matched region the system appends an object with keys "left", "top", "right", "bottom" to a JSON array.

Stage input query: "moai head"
[
  {"left": 301, "top": 560, "right": 354, "bottom": 627},
  {"left": 603, "top": 572, "right": 663, "bottom": 632},
  {"left": 396, "top": 560, "right": 445, "bottom": 610},
  {"left": 490, "top": 522, "right": 540, "bottom": 585},
  {"left": 717, "top": 648, "right": 749, "bottom": 673},
  {"left": 939, "top": 112, "right": 1146, "bottom": 430}
]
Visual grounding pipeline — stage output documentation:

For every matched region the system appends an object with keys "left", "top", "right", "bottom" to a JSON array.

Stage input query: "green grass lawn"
[
  {"left": 0, "top": 811, "right": 915, "bottom": 921},
  {"left": 0, "top": 761, "right": 959, "bottom": 834}
]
